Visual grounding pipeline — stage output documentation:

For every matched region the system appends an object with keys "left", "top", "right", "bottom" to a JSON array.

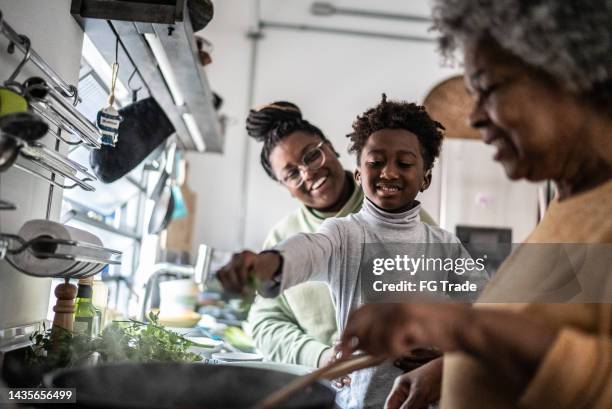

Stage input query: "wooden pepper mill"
[{"left": 51, "top": 278, "right": 77, "bottom": 333}]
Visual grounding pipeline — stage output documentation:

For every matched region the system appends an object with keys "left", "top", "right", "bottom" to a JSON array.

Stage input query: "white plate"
[
  {"left": 185, "top": 336, "right": 224, "bottom": 348},
  {"left": 211, "top": 352, "right": 263, "bottom": 362}
]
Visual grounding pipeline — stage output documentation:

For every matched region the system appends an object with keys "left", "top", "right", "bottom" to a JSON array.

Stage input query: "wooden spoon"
[{"left": 251, "top": 354, "right": 386, "bottom": 409}]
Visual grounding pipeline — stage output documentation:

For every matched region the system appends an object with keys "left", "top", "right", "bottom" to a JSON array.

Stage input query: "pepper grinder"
[{"left": 51, "top": 278, "right": 77, "bottom": 332}]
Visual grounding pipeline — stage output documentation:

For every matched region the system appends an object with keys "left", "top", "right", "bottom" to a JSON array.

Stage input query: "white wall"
[
  {"left": 0, "top": 0, "right": 83, "bottom": 329},
  {"left": 440, "top": 140, "right": 539, "bottom": 242},
  {"left": 186, "top": 0, "right": 255, "bottom": 252},
  {"left": 188, "top": 0, "right": 460, "bottom": 252}
]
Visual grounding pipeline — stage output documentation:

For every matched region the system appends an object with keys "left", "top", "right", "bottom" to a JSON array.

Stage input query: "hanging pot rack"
[
  {"left": 0, "top": 8, "right": 105, "bottom": 193},
  {"left": 0, "top": 9, "right": 103, "bottom": 149},
  {"left": 14, "top": 141, "right": 97, "bottom": 191},
  {"left": 0, "top": 10, "right": 78, "bottom": 100}
]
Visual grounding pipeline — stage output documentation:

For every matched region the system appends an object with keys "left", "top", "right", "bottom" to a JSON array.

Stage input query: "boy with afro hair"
[{"left": 216, "top": 95, "right": 489, "bottom": 409}]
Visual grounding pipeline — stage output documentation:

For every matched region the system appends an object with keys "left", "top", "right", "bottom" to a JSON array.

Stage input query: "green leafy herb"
[
  {"left": 240, "top": 276, "right": 262, "bottom": 312},
  {"left": 28, "top": 312, "right": 208, "bottom": 371}
]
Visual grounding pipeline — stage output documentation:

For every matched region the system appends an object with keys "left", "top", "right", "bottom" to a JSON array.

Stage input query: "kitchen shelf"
[{"left": 75, "top": 2, "right": 223, "bottom": 152}]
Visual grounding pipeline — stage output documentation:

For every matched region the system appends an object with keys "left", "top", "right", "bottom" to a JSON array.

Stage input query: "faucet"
[{"left": 140, "top": 244, "right": 213, "bottom": 321}]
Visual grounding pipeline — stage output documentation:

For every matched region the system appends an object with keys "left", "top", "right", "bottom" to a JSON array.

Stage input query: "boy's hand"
[
  {"left": 216, "top": 250, "right": 282, "bottom": 295},
  {"left": 385, "top": 358, "right": 442, "bottom": 409}
]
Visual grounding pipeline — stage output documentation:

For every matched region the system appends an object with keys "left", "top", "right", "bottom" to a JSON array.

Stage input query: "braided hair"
[
  {"left": 348, "top": 94, "right": 445, "bottom": 170},
  {"left": 246, "top": 102, "right": 328, "bottom": 180}
]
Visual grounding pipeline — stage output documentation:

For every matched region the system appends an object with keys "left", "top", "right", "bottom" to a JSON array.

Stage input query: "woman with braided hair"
[{"left": 246, "top": 101, "right": 438, "bottom": 371}]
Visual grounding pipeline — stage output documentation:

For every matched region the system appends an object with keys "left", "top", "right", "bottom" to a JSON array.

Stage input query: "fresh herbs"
[
  {"left": 239, "top": 276, "right": 262, "bottom": 312},
  {"left": 28, "top": 312, "right": 207, "bottom": 371}
]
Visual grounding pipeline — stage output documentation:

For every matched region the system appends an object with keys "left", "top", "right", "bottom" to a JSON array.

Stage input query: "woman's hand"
[
  {"left": 318, "top": 344, "right": 351, "bottom": 388},
  {"left": 340, "top": 303, "right": 559, "bottom": 396},
  {"left": 216, "top": 250, "right": 282, "bottom": 295},
  {"left": 385, "top": 358, "right": 442, "bottom": 409}
]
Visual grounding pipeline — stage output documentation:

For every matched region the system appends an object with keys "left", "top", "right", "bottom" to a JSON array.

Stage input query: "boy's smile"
[{"left": 355, "top": 128, "right": 431, "bottom": 212}]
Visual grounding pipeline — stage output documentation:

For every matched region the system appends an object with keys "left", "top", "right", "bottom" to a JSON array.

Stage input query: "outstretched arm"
[{"left": 216, "top": 221, "right": 344, "bottom": 297}]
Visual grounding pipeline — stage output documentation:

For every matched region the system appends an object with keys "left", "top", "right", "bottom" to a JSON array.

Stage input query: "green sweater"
[{"left": 247, "top": 175, "right": 436, "bottom": 367}]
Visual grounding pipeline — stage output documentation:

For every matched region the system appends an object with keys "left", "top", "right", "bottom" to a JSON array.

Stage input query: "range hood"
[{"left": 72, "top": 0, "right": 223, "bottom": 153}]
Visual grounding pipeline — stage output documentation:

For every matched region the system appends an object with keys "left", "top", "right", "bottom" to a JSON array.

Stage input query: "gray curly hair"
[{"left": 432, "top": 0, "right": 612, "bottom": 105}]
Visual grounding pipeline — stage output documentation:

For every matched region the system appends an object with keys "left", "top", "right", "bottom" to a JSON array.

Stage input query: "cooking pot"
[{"left": 44, "top": 362, "right": 335, "bottom": 409}]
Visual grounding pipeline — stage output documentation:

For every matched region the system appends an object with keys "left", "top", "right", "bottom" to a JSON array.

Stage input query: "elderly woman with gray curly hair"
[{"left": 338, "top": 1, "right": 612, "bottom": 408}]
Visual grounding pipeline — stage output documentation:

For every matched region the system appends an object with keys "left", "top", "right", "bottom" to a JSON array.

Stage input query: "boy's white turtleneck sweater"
[{"left": 272, "top": 198, "right": 489, "bottom": 409}]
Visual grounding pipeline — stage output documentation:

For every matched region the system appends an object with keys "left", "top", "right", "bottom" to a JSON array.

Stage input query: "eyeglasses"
[{"left": 279, "top": 141, "right": 327, "bottom": 189}]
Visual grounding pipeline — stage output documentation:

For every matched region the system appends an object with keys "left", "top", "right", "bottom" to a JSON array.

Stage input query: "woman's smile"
[{"left": 309, "top": 174, "right": 329, "bottom": 193}]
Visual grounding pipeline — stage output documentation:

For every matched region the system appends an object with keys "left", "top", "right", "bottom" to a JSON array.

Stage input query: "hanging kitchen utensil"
[
  {"left": 0, "top": 199, "right": 17, "bottom": 211},
  {"left": 149, "top": 142, "right": 176, "bottom": 201},
  {"left": 168, "top": 150, "right": 187, "bottom": 220},
  {"left": 22, "top": 77, "right": 49, "bottom": 100},
  {"left": 0, "top": 111, "right": 48, "bottom": 142},
  {"left": 195, "top": 34, "right": 214, "bottom": 66},
  {"left": 170, "top": 185, "right": 187, "bottom": 220},
  {"left": 160, "top": 194, "right": 175, "bottom": 232},
  {"left": 0, "top": 86, "right": 48, "bottom": 142},
  {"left": 127, "top": 68, "right": 142, "bottom": 103},
  {"left": 148, "top": 185, "right": 175, "bottom": 235},
  {"left": 96, "top": 37, "right": 122, "bottom": 147},
  {"left": 45, "top": 362, "right": 335, "bottom": 409},
  {"left": 0, "top": 132, "right": 20, "bottom": 172},
  {"left": 150, "top": 143, "right": 178, "bottom": 234},
  {"left": 213, "top": 91, "right": 223, "bottom": 110},
  {"left": 150, "top": 168, "right": 169, "bottom": 202},
  {"left": 90, "top": 97, "right": 175, "bottom": 183},
  {"left": 0, "top": 87, "right": 27, "bottom": 116},
  {"left": 0, "top": 34, "right": 49, "bottom": 142},
  {"left": 188, "top": 0, "right": 214, "bottom": 31},
  {"left": 14, "top": 141, "right": 97, "bottom": 191}
]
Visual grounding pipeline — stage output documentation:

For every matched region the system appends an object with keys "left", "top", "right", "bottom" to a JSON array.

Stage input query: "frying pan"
[
  {"left": 148, "top": 184, "right": 175, "bottom": 235},
  {"left": 44, "top": 362, "right": 335, "bottom": 409},
  {"left": 148, "top": 143, "right": 178, "bottom": 234},
  {"left": 150, "top": 167, "right": 170, "bottom": 203}
]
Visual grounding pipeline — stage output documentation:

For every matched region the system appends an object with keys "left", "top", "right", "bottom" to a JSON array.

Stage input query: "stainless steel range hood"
[{"left": 72, "top": 0, "right": 223, "bottom": 153}]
